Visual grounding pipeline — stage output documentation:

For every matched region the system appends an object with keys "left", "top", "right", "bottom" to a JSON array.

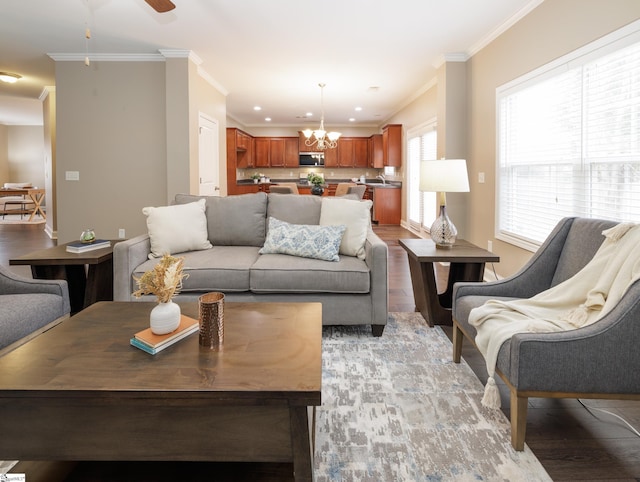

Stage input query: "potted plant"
[
  {"left": 307, "top": 173, "right": 325, "bottom": 195},
  {"left": 250, "top": 173, "right": 261, "bottom": 184}
]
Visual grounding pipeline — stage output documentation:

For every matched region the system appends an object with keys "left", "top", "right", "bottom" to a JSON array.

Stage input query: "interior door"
[{"left": 198, "top": 114, "right": 219, "bottom": 196}]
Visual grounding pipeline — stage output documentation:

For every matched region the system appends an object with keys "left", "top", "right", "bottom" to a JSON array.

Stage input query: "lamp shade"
[{"left": 419, "top": 159, "right": 470, "bottom": 193}]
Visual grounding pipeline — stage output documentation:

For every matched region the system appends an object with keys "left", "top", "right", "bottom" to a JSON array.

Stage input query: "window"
[
  {"left": 496, "top": 22, "right": 640, "bottom": 250},
  {"left": 407, "top": 120, "right": 437, "bottom": 232}
]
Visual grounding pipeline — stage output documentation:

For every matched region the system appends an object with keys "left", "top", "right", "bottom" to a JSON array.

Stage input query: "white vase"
[{"left": 150, "top": 301, "right": 181, "bottom": 335}]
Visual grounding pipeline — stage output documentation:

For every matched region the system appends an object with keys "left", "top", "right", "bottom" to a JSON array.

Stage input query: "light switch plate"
[{"left": 65, "top": 171, "right": 80, "bottom": 181}]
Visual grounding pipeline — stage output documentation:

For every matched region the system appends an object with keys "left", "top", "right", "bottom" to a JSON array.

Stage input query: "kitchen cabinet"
[
  {"left": 336, "top": 137, "right": 369, "bottom": 167},
  {"left": 254, "top": 137, "right": 298, "bottom": 167},
  {"left": 299, "top": 131, "right": 315, "bottom": 153},
  {"left": 254, "top": 138, "right": 271, "bottom": 168},
  {"left": 382, "top": 124, "right": 402, "bottom": 167},
  {"left": 371, "top": 187, "right": 401, "bottom": 225},
  {"left": 227, "top": 128, "right": 254, "bottom": 169},
  {"left": 284, "top": 137, "right": 299, "bottom": 167},
  {"left": 368, "top": 134, "right": 384, "bottom": 168}
]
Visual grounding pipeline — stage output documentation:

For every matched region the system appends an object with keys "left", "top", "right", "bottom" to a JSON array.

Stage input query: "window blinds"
[{"left": 497, "top": 29, "right": 640, "bottom": 248}]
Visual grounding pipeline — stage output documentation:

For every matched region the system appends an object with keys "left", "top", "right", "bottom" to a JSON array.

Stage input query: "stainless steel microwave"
[{"left": 299, "top": 153, "right": 324, "bottom": 166}]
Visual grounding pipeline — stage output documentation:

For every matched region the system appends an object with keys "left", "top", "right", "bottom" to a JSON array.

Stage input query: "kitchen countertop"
[{"left": 237, "top": 179, "right": 401, "bottom": 188}]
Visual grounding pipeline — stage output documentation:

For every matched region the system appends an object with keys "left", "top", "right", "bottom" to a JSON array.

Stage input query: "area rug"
[
  {"left": 0, "top": 213, "right": 45, "bottom": 225},
  {"left": 315, "top": 312, "right": 552, "bottom": 481}
]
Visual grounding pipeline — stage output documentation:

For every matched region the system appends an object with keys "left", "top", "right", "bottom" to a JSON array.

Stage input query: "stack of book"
[
  {"left": 66, "top": 239, "right": 111, "bottom": 253},
  {"left": 130, "top": 315, "right": 199, "bottom": 355}
]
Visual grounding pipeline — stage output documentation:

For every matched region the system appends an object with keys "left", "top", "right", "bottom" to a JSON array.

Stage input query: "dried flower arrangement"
[{"left": 133, "top": 254, "right": 188, "bottom": 303}]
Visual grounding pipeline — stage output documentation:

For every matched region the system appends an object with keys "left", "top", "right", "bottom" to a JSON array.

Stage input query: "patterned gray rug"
[{"left": 315, "top": 312, "right": 552, "bottom": 481}]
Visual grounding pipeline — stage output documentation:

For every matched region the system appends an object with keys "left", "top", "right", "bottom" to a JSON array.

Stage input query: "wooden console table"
[
  {"left": 0, "top": 187, "right": 46, "bottom": 221},
  {"left": 399, "top": 238, "right": 499, "bottom": 326}
]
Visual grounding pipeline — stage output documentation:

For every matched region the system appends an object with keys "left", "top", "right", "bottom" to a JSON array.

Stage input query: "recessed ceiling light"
[
  {"left": 349, "top": 118, "right": 356, "bottom": 122},
  {"left": 0, "top": 72, "right": 21, "bottom": 83},
  {"left": 355, "top": 107, "right": 362, "bottom": 112},
  {"left": 254, "top": 106, "right": 262, "bottom": 111},
  {"left": 265, "top": 117, "right": 271, "bottom": 122},
  {"left": 306, "top": 112, "right": 313, "bottom": 117}
]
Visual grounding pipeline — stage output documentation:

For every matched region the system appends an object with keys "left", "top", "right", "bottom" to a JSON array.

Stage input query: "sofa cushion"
[
  {"left": 0, "top": 293, "right": 66, "bottom": 350},
  {"left": 267, "top": 193, "right": 322, "bottom": 225},
  {"left": 259, "top": 217, "right": 346, "bottom": 262},
  {"left": 142, "top": 199, "right": 212, "bottom": 258},
  {"left": 320, "top": 197, "right": 373, "bottom": 260},
  {"left": 134, "top": 246, "right": 260, "bottom": 293},
  {"left": 251, "top": 253, "right": 370, "bottom": 293},
  {"left": 175, "top": 193, "right": 267, "bottom": 247}
]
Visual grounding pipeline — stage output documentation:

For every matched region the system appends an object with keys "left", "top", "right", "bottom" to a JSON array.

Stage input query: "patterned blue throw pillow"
[{"left": 259, "top": 217, "right": 346, "bottom": 261}]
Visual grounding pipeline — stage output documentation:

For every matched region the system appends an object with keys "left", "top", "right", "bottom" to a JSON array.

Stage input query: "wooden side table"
[
  {"left": 399, "top": 238, "right": 499, "bottom": 326},
  {"left": 10, "top": 241, "right": 117, "bottom": 314}
]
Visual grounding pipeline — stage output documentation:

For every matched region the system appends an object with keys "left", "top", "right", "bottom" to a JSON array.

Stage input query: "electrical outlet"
[
  {"left": 488, "top": 240, "right": 493, "bottom": 251},
  {"left": 119, "top": 228, "right": 126, "bottom": 239},
  {"left": 478, "top": 172, "right": 485, "bottom": 183}
]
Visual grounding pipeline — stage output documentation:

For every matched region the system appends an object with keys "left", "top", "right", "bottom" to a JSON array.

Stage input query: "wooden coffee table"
[
  {"left": 0, "top": 301, "right": 322, "bottom": 482},
  {"left": 9, "top": 241, "right": 117, "bottom": 313}
]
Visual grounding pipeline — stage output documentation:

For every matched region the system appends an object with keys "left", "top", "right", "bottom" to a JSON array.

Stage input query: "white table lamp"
[{"left": 419, "top": 159, "right": 470, "bottom": 248}]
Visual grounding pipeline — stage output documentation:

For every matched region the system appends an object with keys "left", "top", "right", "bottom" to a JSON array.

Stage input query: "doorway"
[{"left": 198, "top": 113, "right": 220, "bottom": 196}]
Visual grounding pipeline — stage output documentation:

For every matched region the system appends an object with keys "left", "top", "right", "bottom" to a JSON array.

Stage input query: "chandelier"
[{"left": 302, "top": 83, "right": 341, "bottom": 150}]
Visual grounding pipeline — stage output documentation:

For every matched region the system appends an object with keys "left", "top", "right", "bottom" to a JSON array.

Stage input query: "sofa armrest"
[
  {"left": 0, "top": 265, "right": 70, "bottom": 315},
  {"left": 506, "top": 279, "right": 640, "bottom": 394},
  {"left": 113, "top": 234, "right": 151, "bottom": 301},
  {"left": 364, "top": 229, "right": 388, "bottom": 325}
]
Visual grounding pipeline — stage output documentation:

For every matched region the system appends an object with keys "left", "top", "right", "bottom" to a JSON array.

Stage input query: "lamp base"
[{"left": 430, "top": 205, "right": 457, "bottom": 248}]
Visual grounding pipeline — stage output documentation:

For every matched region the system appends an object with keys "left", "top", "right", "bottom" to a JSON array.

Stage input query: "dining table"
[{"left": 0, "top": 187, "right": 46, "bottom": 221}]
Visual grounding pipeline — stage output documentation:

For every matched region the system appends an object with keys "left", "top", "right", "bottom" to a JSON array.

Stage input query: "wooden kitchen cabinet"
[
  {"left": 382, "top": 124, "right": 402, "bottom": 167},
  {"left": 254, "top": 137, "right": 271, "bottom": 168},
  {"left": 335, "top": 137, "right": 368, "bottom": 167},
  {"left": 368, "top": 134, "right": 384, "bottom": 168},
  {"left": 227, "top": 128, "right": 254, "bottom": 169},
  {"left": 284, "top": 137, "right": 299, "bottom": 167},
  {"left": 254, "top": 137, "right": 298, "bottom": 167},
  {"left": 371, "top": 187, "right": 401, "bottom": 225}
]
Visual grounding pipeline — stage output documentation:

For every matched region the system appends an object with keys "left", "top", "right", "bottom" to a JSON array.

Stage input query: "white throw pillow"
[
  {"left": 142, "top": 199, "right": 212, "bottom": 259},
  {"left": 319, "top": 197, "right": 373, "bottom": 260}
]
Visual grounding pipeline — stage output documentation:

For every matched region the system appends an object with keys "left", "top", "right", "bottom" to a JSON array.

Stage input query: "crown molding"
[
  {"left": 47, "top": 53, "right": 165, "bottom": 62},
  {"left": 467, "top": 0, "right": 545, "bottom": 57}
]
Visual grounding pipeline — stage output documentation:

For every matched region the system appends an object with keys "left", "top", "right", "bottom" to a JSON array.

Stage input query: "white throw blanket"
[{"left": 469, "top": 223, "right": 640, "bottom": 409}]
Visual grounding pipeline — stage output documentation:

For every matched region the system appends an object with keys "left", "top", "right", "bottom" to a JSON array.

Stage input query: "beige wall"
[
  {"left": 188, "top": 59, "right": 228, "bottom": 196},
  {"left": 466, "top": 0, "right": 640, "bottom": 277},
  {"left": 3, "top": 126, "right": 45, "bottom": 187},
  {"left": 42, "top": 87, "right": 56, "bottom": 238},
  {"left": 55, "top": 56, "right": 226, "bottom": 243},
  {"left": 0, "top": 125, "right": 8, "bottom": 181},
  {"left": 389, "top": 0, "right": 640, "bottom": 278}
]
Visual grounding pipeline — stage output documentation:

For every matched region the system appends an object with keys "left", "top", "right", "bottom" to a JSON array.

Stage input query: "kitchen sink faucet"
[{"left": 376, "top": 174, "right": 386, "bottom": 185}]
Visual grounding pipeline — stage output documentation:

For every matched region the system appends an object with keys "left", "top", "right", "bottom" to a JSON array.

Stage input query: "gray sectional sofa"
[{"left": 114, "top": 192, "right": 389, "bottom": 336}]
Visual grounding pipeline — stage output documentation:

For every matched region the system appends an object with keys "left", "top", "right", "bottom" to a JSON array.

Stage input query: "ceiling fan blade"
[{"left": 144, "top": 0, "right": 176, "bottom": 13}]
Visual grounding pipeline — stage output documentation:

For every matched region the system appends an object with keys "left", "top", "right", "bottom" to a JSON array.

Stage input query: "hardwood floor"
[{"left": 2, "top": 223, "right": 640, "bottom": 481}]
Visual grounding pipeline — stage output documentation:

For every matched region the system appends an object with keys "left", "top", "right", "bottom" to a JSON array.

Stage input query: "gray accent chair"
[
  {"left": 0, "top": 264, "right": 71, "bottom": 355},
  {"left": 452, "top": 217, "right": 640, "bottom": 450}
]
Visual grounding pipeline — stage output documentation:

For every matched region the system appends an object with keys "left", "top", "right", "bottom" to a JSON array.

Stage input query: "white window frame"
[
  {"left": 407, "top": 119, "right": 437, "bottom": 233},
  {"left": 496, "top": 20, "right": 640, "bottom": 251}
]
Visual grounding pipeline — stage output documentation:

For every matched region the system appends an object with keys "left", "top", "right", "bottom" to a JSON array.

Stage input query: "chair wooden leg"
[
  {"left": 510, "top": 388, "right": 528, "bottom": 451},
  {"left": 452, "top": 321, "right": 463, "bottom": 363}
]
